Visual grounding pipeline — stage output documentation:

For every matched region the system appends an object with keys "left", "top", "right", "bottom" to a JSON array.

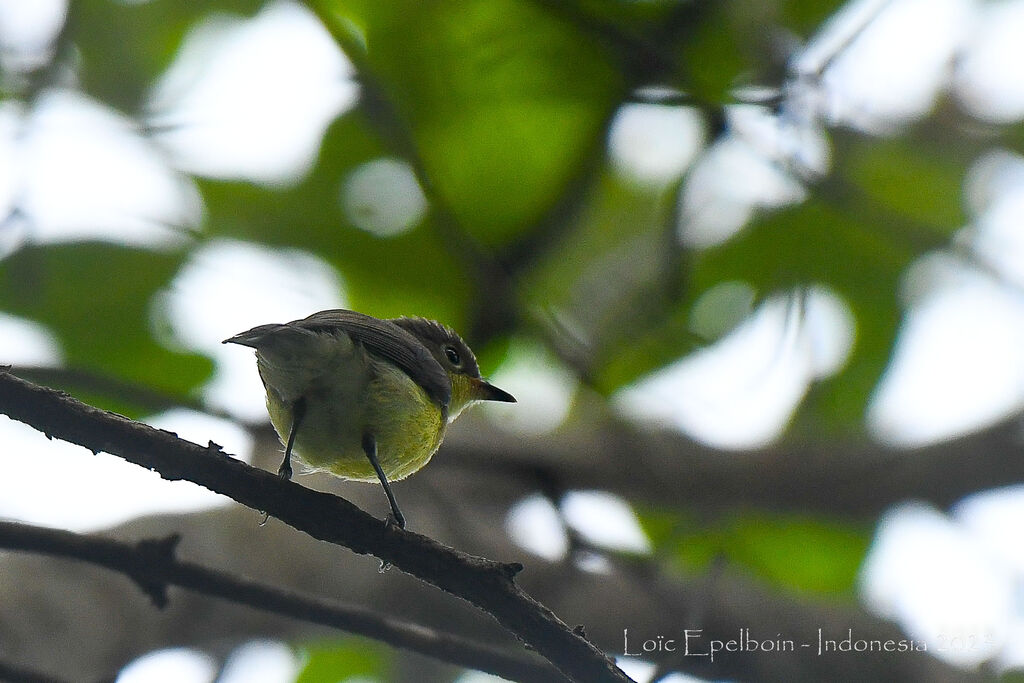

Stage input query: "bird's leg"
[
  {"left": 279, "top": 397, "right": 306, "bottom": 480},
  {"left": 362, "top": 432, "right": 405, "bottom": 529}
]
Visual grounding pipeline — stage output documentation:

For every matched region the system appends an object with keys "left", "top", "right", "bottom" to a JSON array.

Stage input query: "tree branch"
[
  {"left": 0, "top": 660, "right": 72, "bottom": 683},
  {"left": 438, "top": 413, "right": 1024, "bottom": 519},
  {"left": 0, "top": 520, "right": 562, "bottom": 682},
  {"left": 10, "top": 366, "right": 232, "bottom": 421},
  {"left": 0, "top": 369, "right": 631, "bottom": 683},
  {"left": 0, "top": 501, "right": 979, "bottom": 683}
]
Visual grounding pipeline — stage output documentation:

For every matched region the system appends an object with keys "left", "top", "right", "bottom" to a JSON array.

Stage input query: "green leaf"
[
  {"left": 562, "top": 0, "right": 693, "bottom": 32},
  {"left": 639, "top": 508, "right": 872, "bottom": 597},
  {"left": 681, "top": 5, "right": 749, "bottom": 103},
  {"left": 70, "top": 0, "right": 266, "bottom": 112},
  {"left": 726, "top": 512, "right": 871, "bottom": 596},
  {"left": 637, "top": 508, "right": 726, "bottom": 571},
  {"left": 780, "top": 0, "right": 847, "bottom": 36},
  {"left": 841, "top": 138, "right": 966, "bottom": 232},
  {"left": 295, "top": 639, "right": 388, "bottom": 683},
  {"left": 313, "top": 0, "right": 625, "bottom": 245},
  {"left": 0, "top": 242, "right": 212, "bottom": 414}
]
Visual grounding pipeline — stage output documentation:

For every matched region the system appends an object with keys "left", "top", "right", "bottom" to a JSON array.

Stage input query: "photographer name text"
[{"left": 623, "top": 628, "right": 929, "bottom": 662}]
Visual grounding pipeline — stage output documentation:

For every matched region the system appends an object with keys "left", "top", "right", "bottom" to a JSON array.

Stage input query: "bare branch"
[
  {"left": 0, "top": 501, "right": 980, "bottom": 683},
  {"left": 0, "top": 660, "right": 74, "bottom": 683},
  {"left": 0, "top": 369, "right": 631, "bottom": 683},
  {"left": 9, "top": 366, "right": 231, "bottom": 421},
  {"left": 0, "top": 520, "right": 562, "bottom": 682}
]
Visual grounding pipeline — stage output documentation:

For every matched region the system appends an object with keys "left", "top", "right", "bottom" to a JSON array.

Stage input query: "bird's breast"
[{"left": 261, "top": 345, "right": 446, "bottom": 482}]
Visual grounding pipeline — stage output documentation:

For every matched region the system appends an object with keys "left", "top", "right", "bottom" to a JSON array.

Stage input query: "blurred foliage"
[
  {"left": 71, "top": 0, "right": 266, "bottom": 112},
  {"left": 840, "top": 137, "right": 967, "bottom": 232},
  {"left": 7, "top": 0, "right": 931, "bottom": 426},
  {"left": 640, "top": 508, "right": 872, "bottom": 597},
  {"left": 294, "top": 639, "right": 389, "bottom": 682},
  {"left": 315, "top": 0, "right": 626, "bottom": 245},
  {"left": 690, "top": 199, "right": 910, "bottom": 429},
  {"left": 200, "top": 113, "right": 476, "bottom": 324},
  {"left": 0, "top": 242, "right": 212, "bottom": 416}
]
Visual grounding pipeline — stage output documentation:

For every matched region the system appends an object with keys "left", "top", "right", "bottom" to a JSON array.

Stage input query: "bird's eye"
[{"left": 444, "top": 346, "right": 461, "bottom": 366}]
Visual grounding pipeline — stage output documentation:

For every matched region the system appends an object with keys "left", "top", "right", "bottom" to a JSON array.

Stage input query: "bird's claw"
[{"left": 384, "top": 511, "right": 406, "bottom": 530}]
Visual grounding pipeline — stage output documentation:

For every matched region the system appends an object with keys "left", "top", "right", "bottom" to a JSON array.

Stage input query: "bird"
[{"left": 223, "top": 309, "right": 515, "bottom": 528}]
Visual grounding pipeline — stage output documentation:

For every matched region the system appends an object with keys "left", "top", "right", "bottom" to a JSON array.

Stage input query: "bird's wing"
[{"left": 295, "top": 309, "right": 451, "bottom": 408}]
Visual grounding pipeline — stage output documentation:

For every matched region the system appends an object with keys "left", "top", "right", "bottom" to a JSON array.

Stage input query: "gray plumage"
[{"left": 224, "top": 309, "right": 454, "bottom": 408}]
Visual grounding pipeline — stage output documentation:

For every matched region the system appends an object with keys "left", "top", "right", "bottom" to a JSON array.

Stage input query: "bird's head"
[{"left": 391, "top": 317, "right": 516, "bottom": 420}]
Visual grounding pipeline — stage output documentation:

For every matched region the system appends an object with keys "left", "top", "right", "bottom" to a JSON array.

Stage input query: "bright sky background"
[{"left": 4, "top": 0, "right": 1024, "bottom": 680}]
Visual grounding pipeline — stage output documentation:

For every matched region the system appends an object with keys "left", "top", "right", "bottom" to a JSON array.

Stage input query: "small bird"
[{"left": 224, "top": 309, "right": 515, "bottom": 528}]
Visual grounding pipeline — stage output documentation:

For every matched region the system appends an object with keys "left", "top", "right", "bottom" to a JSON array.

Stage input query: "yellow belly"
[{"left": 264, "top": 357, "right": 446, "bottom": 482}]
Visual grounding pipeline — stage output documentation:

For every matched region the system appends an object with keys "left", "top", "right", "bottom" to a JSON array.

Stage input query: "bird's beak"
[{"left": 473, "top": 378, "right": 516, "bottom": 403}]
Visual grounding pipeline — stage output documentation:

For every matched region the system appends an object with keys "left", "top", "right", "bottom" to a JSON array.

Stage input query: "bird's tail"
[
  {"left": 223, "top": 322, "right": 356, "bottom": 403},
  {"left": 222, "top": 323, "right": 315, "bottom": 350}
]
